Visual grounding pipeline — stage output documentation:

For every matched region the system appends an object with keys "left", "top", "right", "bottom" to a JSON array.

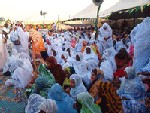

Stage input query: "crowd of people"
[{"left": 1, "top": 17, "right": 150, "bottom": 113}]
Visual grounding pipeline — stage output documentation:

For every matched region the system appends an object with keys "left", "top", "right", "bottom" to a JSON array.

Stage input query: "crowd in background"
[{"left": 1, "top": 17, "right": 150, "bottom": 113}]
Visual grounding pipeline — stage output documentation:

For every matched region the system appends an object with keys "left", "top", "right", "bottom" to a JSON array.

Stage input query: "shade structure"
[
  {"left": 99, "top": 0, "right": 150, "bottom": 18},
  {"left": 72, "top": 3, "right": 98, "bottom": 19}
]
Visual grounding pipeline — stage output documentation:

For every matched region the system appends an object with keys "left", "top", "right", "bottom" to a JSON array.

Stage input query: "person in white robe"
[
  {"left": 83, "top": 46, "right": 98, "bottom": 72},
  {"left": 2, "top": 49, "right": 19, "bottom": 74},
  {"left": 73, "top": 52, "right": 90, "bottom": 78},
  {"left": 5, "top": 58, "right": 33, "bottom": 88},
  {"left": 70, "top": 74, "right": 87, "bottom": 101},
  {"left": 98, "top": 23, "right": 113, "bottom": 54},
  {"left": 0, "top": 23, "right": 10, "bottom": 71}
]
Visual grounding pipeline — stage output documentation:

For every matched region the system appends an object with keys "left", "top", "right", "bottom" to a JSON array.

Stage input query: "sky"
[{"left": 0, "top": 0, "right": 119, "bottom": 21}]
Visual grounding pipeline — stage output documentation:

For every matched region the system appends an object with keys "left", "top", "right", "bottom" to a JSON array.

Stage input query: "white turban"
[
  {"left": 39, "top": 99, "right": 57, "bottom": 113},
  {"left": 125, "top": 66, "right": 136, "bottom": 79}
]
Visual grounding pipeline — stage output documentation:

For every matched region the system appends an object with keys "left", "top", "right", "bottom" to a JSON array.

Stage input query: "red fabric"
[
  {"left": 71, "top": 39, "right": 76, "bottom": 48},
  {"left": 49, "top": 64, "right": 65, "bottom": 86},
  {"left": 114, "top": 68, "right": 126, "bottom": 78}
]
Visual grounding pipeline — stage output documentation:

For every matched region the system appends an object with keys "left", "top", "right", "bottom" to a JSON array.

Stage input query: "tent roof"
[
  {"left": 99, "top": 0, "right": 149, "bottom": 17},
  {"left": 72, "top": 3, "right": 98, "bottom": 19}
]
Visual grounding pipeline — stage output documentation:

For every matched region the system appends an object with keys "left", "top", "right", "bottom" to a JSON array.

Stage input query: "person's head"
[
  {"left": 90, "top": 69, "right": 98, "bottom": 82},
  {"left": 35, "top": 77, "right": 52, "bottom": 93},
  {"left": 25, "top": 94, "right": 45, "bottom": 113},
  {"left": 66, "top": 48, "right": 70, "bottom": 53},
  {"left": 82, "top": 41, "right": 87, "bottom": 46},
  {"left": 4, "top": 23, "right": 8, "bottom": 28},
  {"left": 64, "top": 69, "right": 71, "bottom": 78},
  {"left": 52, "top": 50, "right": 57, "bottom": 57},
  {"left": 76, "top": 54, "right": 80, "bottom": 61},
  {"left": 115, "top": 53, "right": 127, "bottom": 68},
  {"left": 39, "top": 99, "right": 57, "bottom": 113},
  {"left": 103, "top": 25, "right": 107, "bottom": 30},
  {"left": 48, "top": 30, "right": 52, "bottom": 36},
  {"left": 45, "top": 56, "right": 57, "bottom": 69},
  {"left": 35, "top": 59, "right": 41, "bottom": 68},
  {"left": 40, "top": 51, "right": 49, "bottom": 61},
  {"left": 70, "top": 79, "right": 75, "bottom": 88},
  {"left": 122, "top": 38, "right": 126, "bottom": 45},
  {"left": 86, "top": 47, "right": 91, "bottom": 54},
  {"left": 61, "top": 54, "right": 65, "bottom": 60},
  {"left": 124, "top": 66, "right": 136, "bottom": 79},
  {"left": 64, "top": 85, "right": 71, "bottom": 95},
  {"left": 70, "top": 74, "right": 82, "bottom": 88}
]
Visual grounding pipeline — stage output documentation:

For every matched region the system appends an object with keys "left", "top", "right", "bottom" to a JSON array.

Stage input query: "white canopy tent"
[
  {"left": 72, "top": 3, "right": 98, "bottom": 19},
  {"left": 99, "top": 0, "right": 150, "bottom": 17}
]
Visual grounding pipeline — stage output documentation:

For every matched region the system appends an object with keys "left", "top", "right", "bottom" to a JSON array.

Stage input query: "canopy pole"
[
  {"left": 134, "top": 9, "right": 136, "bottom": 27},
  {"left": 95, "top": 5, "right": 101, "bottom": 40}
]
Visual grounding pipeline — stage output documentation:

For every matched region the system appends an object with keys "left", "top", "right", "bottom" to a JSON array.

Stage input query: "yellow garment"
[
  {"left": 63, "top": 78, "right": 70, "bottom": 88},
  {"left": 90, "top": 45, "right": 97, "bottom": 55}
]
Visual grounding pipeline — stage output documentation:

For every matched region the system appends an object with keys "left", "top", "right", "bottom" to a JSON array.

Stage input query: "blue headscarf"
[
  {"left": 48, "top": 83, "right": 77, "bottom": 113},
  {"left": 34, "top": 77, "right": 53, "bottom": 98}
]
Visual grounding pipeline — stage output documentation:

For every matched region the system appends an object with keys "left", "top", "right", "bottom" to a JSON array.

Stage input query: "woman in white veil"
[
  {"left": 0, "top": 23, "right": 10, "bottom": 71},
  {"left": 83, "top": 46, "right": 98, "bottom": 72}
]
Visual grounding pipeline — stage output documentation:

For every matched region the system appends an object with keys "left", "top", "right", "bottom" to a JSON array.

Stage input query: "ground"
[{"left": 0, "top": 71, "right": 27, "bottom": 113}]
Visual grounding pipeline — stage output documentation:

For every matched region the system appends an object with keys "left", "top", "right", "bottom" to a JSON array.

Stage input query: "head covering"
[
  {"left": 99, "top": 23, "right": 112, "bottom": 38},
  {"left": 48, "top": 83, "right": 77, "bottom": 113},
  {"left": 102, "top": 47, "right": 117, "bottom": 60},
  {"left": 70, "top": 74, "right": 87, "bottom": 100},
  {"left": 40, "top": 51, "right": 49, "bottom": 61},
  {"left": 46, "top": 56, "right": 57, "bottom": 65},
  {"left": 125, "top": 66, "right": 136, "bottom": 79},
  {"left": 77, "top": 92, "right": 102, "bottom": 113},
  {"left": 39, "top": 99, "right": 57, "bottom": 113},
  {"left": 75, "top": 52, "right": 83, "bottom": 61},
  {"left": 35, "top": 77, "right": 52, "bottom": 91},
  {"left": 25, "top": 94, "right": 45, "bottom": 113},
  {"left": 83, "top": 46, "right": 98, "bottom": 72}
]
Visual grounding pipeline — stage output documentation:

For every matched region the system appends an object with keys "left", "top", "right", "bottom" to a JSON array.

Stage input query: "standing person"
[
  {"left": 0, "top": 23, "right": 10, "bottom": 71},
  {"left": 29, "top": 29, "right": 45, "bottom": 62}
]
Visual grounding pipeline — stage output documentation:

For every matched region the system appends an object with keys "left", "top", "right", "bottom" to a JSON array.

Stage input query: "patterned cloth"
[
  {"left": 89, "top": 79, "right": 122, "bottom": 113},
  {"left": 0, "top": 76, "right": 27, "bottom": 113}
]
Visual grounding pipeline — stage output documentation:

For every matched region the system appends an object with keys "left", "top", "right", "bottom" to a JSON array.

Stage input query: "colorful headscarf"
[
  {"left": 77, "top": 92, "right": 102, "bottom": 113},
  {"left": 48, "top": 83, "right": 77, "bottom": 113}
]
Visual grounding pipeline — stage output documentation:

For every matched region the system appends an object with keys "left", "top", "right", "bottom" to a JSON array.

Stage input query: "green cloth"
[
  {"left": 77, "top": 92, "right": 101, "bottom": 113},
  {"left": 28, "top": 64, "right": 56, "bottom": 98},
  {"left": 38, "top": 64, "right": 56, "bottom": 86}
]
